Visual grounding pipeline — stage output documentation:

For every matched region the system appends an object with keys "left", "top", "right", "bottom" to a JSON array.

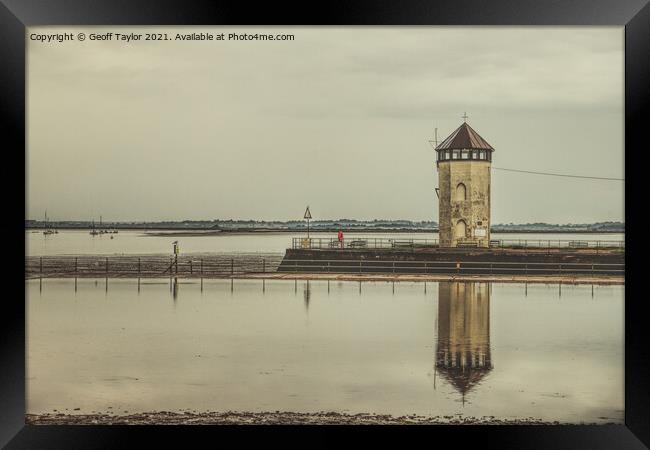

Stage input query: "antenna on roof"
[
  {"left": 428, "top": 127, "right": 439, "bottom": 150},
  {"left": 462, "top": 112, "right": 469, "bottom": 122}
]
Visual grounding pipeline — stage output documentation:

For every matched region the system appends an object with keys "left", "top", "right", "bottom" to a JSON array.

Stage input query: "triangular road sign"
[{"left": 304, "top": 206, "right": 312, "bottom": 219}]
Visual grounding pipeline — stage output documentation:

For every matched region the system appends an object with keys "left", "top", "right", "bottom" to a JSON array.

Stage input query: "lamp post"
[{"left": 172, "top": 241, "right": 179, "bottom": 274}]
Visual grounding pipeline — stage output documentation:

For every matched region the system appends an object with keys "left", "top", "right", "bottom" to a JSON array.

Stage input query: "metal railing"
[
  {"left": 292, "top": 237, "right": 439, "bottom": 250},
  {"left": 278, "top": 258, "right": 625, "bottom": 276},
  {"left": 25, "top": 254, "right": 284, "bottom": 278},
  {"left": 291, "top": 237, "right": 625, "bottom": 251}
]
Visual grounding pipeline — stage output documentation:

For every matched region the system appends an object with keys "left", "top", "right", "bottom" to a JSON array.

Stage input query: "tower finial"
[{"left": 462, "top": 112, "right": 468, "bottom": 122}]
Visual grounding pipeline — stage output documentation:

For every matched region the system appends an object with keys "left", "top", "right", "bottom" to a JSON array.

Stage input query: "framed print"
[{"left": 2, "top": 0, "right": 649, "bottom": 448}]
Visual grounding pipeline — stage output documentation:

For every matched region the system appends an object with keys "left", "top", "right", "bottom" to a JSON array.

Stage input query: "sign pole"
[{"left": 303, "top": 206, "right": 312, "bottom": 240}]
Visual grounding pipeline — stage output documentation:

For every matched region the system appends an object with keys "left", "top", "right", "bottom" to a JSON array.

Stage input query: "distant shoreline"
[{"left": 25, "top": 227, "right": 624, "bottom": 236}]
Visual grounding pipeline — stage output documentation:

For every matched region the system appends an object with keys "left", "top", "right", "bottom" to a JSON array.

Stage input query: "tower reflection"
[{"left": 436, "top": 282, "right": 492, "bottom": 402}]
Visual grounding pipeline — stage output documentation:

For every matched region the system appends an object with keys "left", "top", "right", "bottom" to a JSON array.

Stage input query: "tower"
[{"left": 435, "top": 121, "right": 494, "bottom": 247}]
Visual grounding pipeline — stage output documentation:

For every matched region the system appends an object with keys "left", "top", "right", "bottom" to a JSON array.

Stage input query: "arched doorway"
[{"left": 455, "top": 220, "right": 467, "bottom": 240}]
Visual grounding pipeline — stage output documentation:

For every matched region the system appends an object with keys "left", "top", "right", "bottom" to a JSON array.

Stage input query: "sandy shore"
[{"left": 25, "top": 411, "right": 607, "bottom": 425}]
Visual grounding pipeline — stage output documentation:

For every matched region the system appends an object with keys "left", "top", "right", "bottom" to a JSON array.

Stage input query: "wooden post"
[
  {"left": 39, "top": 256, "right": 43, "bottom": 276},
  {"left": 75, "top": 257, "right": 78, "bottom": 275},
  {"left": 138, "top": 258, "right": 141, "bottom": 275},
  {"left": 201, "top": 259, "right": 203, "bottom": 275},
  {"left": 231, "top": 258, "right": 234, "bottom": 275},
  {"left": 263, "top": 258, "right": 266, "bottom": 273},
  {"left": 105, "top": 257, "right": 109, "bottom": 275},
  {"left": 190, "top": 260, "right": 193, "bottom": 275}
]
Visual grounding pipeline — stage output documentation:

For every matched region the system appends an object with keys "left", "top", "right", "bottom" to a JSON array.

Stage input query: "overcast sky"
[{"left": 27, "top": 26, "right": 624, "bottom": 224}]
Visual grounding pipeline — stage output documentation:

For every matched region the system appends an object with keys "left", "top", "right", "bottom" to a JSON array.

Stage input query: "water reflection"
[
  {"left": 303, "top": 280, "right": 311, "bottom": 311},
  {"left": 171, "top": 277, "right": 179, "bottom": 301},
  {"left": 436, "top": 282, "right": 492, "bottom": 403},
  {"left": 26, "top": 278, "right": 624, "bottom": 422}
]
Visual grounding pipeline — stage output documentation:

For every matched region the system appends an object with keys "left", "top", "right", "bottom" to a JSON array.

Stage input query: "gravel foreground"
[{"left": 25, "top": 411, "right": 606, "bottom": 425}]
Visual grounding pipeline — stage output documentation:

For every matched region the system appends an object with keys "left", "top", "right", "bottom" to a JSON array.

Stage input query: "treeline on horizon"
[{"left": 25, "top": 218, "right": 625, "bottom": 232}]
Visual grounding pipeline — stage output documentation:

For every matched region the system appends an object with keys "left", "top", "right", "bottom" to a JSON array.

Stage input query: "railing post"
[
  {"left": 525, "top": 263, "right": 527, "bottom": 275},
  {"left": 105, "top": 257, "right": 109, "bottom": 275},
  {"left": 231, "top": 258, "right": 234, "bottom": 275},
  {"left": 75, "top": 257, "right": 78, "bottom": 275},
  {"left": 263, "top": 258, "right": 266, "bottom": 273},
  {"left": 359, "top": 259, "right": 362, "bottom": 273},
  {"left": 327, "top": 261, "right": 330, "bottom": 273},
  {"left": 138, "top": 257, "right": 141, "bottom": 275},
  {"left": 190, "top": 260, "right": 193, "bottom": 275},
  {"left": 392, "top": 261, "right": 395, "bottom": 274},
  {"left": 201, "top": 259, "right": 204, "bottom": 275},
  {"left": 40, "top": 256, "right": 43, "bottom": 276}
]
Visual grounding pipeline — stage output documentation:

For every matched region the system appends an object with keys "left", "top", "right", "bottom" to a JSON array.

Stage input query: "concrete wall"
[{"left": 437, "top": 160, "right": 491, "bottom": 247}]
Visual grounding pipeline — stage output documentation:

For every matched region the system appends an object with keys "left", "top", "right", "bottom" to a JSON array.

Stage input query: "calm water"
[
  {"left": 26, "top": 230, "right": 625, "bottom": 256},
  {"left": 26, "top": 279, "right": 624, "bottom": 423}
]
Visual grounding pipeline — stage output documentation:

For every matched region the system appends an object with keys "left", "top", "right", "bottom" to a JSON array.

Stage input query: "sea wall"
[{"left": 278, "top": 248, "right": 624, "bottom": 276}]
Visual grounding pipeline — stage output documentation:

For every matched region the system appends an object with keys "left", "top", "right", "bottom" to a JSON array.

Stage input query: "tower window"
[{"left": 455, "top": 183, "right": 467, "bottom": 201}]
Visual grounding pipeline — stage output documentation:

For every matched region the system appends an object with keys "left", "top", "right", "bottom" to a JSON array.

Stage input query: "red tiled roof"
[{"left": 435, "top": 123, "right": 494, "bottom": 151}]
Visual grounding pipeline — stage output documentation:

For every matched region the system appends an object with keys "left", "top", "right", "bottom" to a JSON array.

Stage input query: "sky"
[{"left": 27, "top": 26, "right": 624, "bottom": 224}]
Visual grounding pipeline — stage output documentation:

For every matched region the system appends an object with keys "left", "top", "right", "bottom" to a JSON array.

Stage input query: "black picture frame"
[{"left": 2, "top": 0, "right": 648, "bottom": 448}]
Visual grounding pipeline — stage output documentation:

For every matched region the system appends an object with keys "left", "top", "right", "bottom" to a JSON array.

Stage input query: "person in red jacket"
[{"left": 337, "top": 229, "right": 344, "bottom": 249}]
